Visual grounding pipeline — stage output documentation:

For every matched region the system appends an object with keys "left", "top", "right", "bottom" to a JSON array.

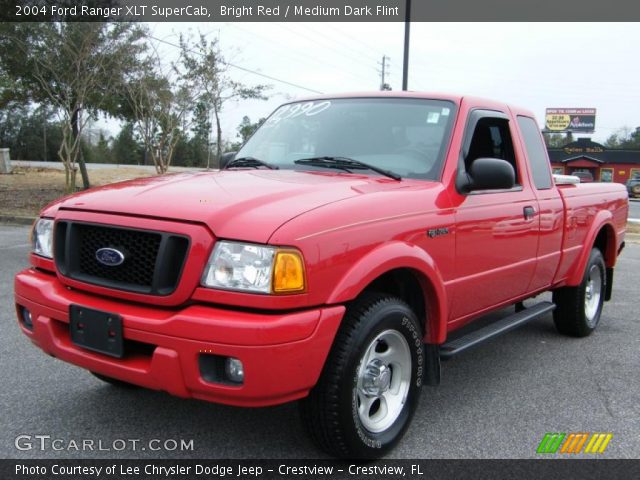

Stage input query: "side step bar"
[{"left": 439, "top": 301, "right": 556, "bottom": 359}]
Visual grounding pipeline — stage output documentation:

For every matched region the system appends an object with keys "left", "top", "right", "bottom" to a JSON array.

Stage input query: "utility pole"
[
  {"left": 402, "top": 0, "right": 411, "bottom": 91},
  {"left": 378, "top": 55, "right": 391, "bottom": 91}
]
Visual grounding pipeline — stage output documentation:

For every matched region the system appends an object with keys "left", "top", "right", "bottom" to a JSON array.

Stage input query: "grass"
[{"left": 0, "top": 166, "right": 159, "bottom": 217}]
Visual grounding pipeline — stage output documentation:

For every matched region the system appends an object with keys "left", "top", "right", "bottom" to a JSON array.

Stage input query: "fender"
[
  {"left": 566, "top": 210, "right": 617, "bottom": 286},
  {"left": 326, "top": 241, "right": 449, "bottom": 344}
]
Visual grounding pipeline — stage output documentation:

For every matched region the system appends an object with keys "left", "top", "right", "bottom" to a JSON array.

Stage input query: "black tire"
[
  {"left": 552, "top": 248, "right": 606, "bottom": 337},
  {"left": 90, "top": 371, "right": 139, "bottom": 389},
  {"left": 631, "top": 184, "right": 640, "bottom": 196},
  {"left": 300, "top": 293, "right": 424, "bottom": 459}
]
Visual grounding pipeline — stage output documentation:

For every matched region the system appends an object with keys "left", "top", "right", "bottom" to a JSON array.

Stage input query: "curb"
[
  {"left": 0, "top": 214, "right": 36, "bottom": 226},
  {"left": 626, "top": 233, "right": 640, "bottom": 244}
]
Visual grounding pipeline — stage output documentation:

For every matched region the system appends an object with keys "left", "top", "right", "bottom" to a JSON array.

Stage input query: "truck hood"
[{"left": 52, "top": 170, "right": 412, "bottom": 243}]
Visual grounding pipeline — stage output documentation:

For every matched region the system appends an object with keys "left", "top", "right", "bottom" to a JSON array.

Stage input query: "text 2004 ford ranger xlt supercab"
[{"left": 15, "top": 93, "right": 628, "bottom": 458}]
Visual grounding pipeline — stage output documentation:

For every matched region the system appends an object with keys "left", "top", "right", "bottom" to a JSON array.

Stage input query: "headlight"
[
  {"left": 201, "top": 241, "right": 305, "bottom": 294},
  {"left": 31, "top": 218, "right": 54, "bottom": 258}
]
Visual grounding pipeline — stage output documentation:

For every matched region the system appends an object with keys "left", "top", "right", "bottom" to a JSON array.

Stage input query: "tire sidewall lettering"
[
  {"left": 350, "top": 309, "right": 424, "bottom": 450},
  {"left": 401, "top": 315, "right": 425, "bottom": 387}
]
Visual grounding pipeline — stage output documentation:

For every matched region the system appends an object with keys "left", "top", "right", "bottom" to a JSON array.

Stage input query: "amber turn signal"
[{"left": 272, "top": 250, "right": 306, "bottom": 293}]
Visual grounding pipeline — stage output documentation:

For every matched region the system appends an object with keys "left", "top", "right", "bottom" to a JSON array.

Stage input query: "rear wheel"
[
  {"left": 552, "top": 248, "right": 606, "bottom": 337},
  {"left": 632, "top": 184, "right": 640, "bottom": 197},
  {"left": 300, "top": 293, "right": 424, "bottom": 459}
]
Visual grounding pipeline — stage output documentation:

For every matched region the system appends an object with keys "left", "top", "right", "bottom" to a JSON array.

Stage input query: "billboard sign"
[{"left": 545, "top": 108, "right": 596, "bottom": 133}]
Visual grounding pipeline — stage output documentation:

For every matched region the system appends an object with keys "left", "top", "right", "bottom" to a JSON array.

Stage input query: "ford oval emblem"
[{"left": 95, "top": 247, "right": 125, "bottom": 267}]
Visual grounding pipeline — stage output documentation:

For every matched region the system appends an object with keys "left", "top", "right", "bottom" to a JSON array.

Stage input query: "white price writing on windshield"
[{"left": 264, "top": 101, "right": 332, "bottom": 127}]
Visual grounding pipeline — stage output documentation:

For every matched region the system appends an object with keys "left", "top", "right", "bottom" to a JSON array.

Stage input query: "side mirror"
[
  {"left": 465, "top": 157, "right": 515, "bottom": 191},
  {"left": 219, "top": 151, "right": 237, "bottom": 169}
]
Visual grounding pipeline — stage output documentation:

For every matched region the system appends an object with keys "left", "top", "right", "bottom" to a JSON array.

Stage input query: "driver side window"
[{"left": 466, "top": 118, "right": 519, "bottom": 184}]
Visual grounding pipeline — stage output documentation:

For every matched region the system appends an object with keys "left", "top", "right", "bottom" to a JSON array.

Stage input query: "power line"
[
  {"left": 224, "top": 23, "right": 375, "bottom": 86},
  {"left": 300, "top": 23, "right": 382, "bottom": 66},
  {"left": 225, "top": 62, "right": 323, "bottom": 94},
  {"left": 323, "top": 24, "right": 385, "bottom": 64},
  {"left": 149, "top": 34, "right": 324, "bottom": 95},
  {"left": 276, "top": 23, "right": 379, "bottom": 74}
]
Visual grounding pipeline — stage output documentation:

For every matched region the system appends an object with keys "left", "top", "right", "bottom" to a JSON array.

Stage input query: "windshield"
[{"left": 236, "top": 97, "right": 457, "bottom": 180}]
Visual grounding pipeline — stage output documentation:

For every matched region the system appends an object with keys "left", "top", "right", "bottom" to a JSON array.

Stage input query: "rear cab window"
[{"left": 517, "top": 116, "right": 553, "bottom": 190}]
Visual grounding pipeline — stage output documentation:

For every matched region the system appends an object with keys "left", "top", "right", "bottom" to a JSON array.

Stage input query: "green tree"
[
  {"left": 177, "top": 34, "right": 269, "bottom": 168},
  {"left": 124, "top": 68, "right": 192, "bottom": 174},
  {"left": 15, "top": 109, "right": 47, "bottom": 161},
  {"left": 0, "top": 64, "right": 13, "bottom": 110},
  {"left": 237, "top": 116, "right": 265, "bottom": 143},
  {"left": 229, "top": 116, "right": 265, "bottom": 151},
  {"left": 0, "top": 22, "right": 147, "bottom": 192},
  {"left": 0, "top": 106, "right": 63, "bottom": 162},
  {"left": 604, "top": 127, "right": 640, "bottom": 149},
  {"left": 112, "top": 123, "right": 143, "bottom": 165},
  {"left": 543, "top": 132, "right": 573, "bottom": 148},
  {"left": 189, "top": 100, "right": 212, "bottom": 167},
  {"left": 93, "top": 132, "right": 114, "bottom": 164},
  {"left": 0, "top": 103, "right": 28, "bottom": 151},
  {"left": 172, "top": 135, "right": 208, "bottom": 168}
]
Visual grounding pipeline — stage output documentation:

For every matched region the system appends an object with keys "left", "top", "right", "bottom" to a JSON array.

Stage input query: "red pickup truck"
[{"left": 15, "top": 93, "right": 628, "bottom": 458}]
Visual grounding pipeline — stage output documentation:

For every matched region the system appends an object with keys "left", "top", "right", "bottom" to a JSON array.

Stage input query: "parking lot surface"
[
  {"left": 1, "top": 224, "right": 638, "bottom": 459},
  {"left": 629, "top": 198, "right": 640, "bottom": 219}
]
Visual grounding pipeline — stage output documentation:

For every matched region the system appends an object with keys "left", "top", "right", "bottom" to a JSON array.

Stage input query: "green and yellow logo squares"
[
  {"left": 583, "top": 433, "right": 614, "bottom": 453},
  {"left": 537, "top": 433, "right": 566, "bottom": 453},
  {"left": 537, "top": 432, "right": 613, "bottom": 454}
]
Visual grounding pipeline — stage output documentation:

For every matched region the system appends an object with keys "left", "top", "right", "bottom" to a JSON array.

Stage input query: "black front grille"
[
  {"left": 77, "top": 224, "right": 161, "bottom": 287},
  {"left": 55, "top": 221, "right": 189, "bottom": 295}
]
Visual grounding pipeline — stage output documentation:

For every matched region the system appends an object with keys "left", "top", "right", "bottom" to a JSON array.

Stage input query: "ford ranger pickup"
[{"left": 14, "top": 93, "right": 628, "bottom": 458}]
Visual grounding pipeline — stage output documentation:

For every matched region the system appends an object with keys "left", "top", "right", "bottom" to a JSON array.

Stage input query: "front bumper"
[{"left": 15, "top": 268, "right": 344, "bottom": 407}]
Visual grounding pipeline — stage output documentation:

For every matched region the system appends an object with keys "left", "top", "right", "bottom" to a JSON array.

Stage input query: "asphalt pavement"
[
  {"left": 1, "top": 224, "right": 638, "bottom": 459},
  {"left": 629, "top": 198, "right": 640, "bottom": 220}
]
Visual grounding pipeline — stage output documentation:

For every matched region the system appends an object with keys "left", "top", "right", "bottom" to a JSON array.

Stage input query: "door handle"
[{"left": 523, "top": 206, "right": 536, "bottom": 220}]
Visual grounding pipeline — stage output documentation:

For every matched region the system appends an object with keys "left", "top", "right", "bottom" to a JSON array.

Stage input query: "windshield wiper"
[
  {"left": 224, "top": 156, "right": 279, "bottom": 170},
  {"left": 294, "top": 156, "right": 401, "bottom": 181}
]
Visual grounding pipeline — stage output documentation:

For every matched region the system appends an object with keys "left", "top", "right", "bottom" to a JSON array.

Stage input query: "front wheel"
[
  {"left": 300, "top": 293, "right": 424, "bottom": 459},
  {"left": 552, "top": 248, "right": 606, "bottom": 337}
]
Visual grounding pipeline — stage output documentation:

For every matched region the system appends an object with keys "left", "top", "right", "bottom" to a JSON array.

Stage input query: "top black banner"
[{"left": 2, "top": 0, "right": 640, "bottom": 22}]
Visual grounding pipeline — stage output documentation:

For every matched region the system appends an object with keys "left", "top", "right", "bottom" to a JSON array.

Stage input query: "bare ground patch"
[{"left": 0, "top": 166, "right": 158, "bottom": 217}]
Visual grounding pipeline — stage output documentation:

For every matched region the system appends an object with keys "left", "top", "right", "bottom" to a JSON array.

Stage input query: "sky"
[{"left": 98, "top": 22, "right": 640, "bottom": 144}]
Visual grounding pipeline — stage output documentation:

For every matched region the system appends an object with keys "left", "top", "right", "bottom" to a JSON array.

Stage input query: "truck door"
[
  {"left": 451, "top": 111, "right": 539, "bottom": 320},
  {"left": 515, "top": 115, "right": 564, "bottom": 292}
]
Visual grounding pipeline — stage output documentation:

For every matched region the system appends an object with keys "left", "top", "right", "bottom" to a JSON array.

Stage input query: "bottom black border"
[{"left": 3, "top": 459, "right": 639, "bottom": 480}]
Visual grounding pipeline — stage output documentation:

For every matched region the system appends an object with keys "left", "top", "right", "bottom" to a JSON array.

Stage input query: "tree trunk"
[
  {"left": 72, "top": 108, "right": 91, "bottom": 190},
  {"left": 64, "top": 164, "right": 70, "bottom": 192},
  {"left": 214, "top": 105, "right": 222, "bottom": 168},
  {"left": 59, "top": 130, "right": 73, "bottom": 193},
  {"left": 143, "top": 121, "right": 149, "bottom": 165}
]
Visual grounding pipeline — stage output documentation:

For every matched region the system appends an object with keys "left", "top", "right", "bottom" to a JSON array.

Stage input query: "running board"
[{"left": 440, "top": 301, "right": 556, "bottom": 359}]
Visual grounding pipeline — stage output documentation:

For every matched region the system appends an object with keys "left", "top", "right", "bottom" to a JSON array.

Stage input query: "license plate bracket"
[{"left": 69, "top": 305, "right": 123, "bottom": 358}]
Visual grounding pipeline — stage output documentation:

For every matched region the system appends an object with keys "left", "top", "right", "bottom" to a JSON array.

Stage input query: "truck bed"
[{"left": 554, "top": 182, "right": 628, "bottom": 285}]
